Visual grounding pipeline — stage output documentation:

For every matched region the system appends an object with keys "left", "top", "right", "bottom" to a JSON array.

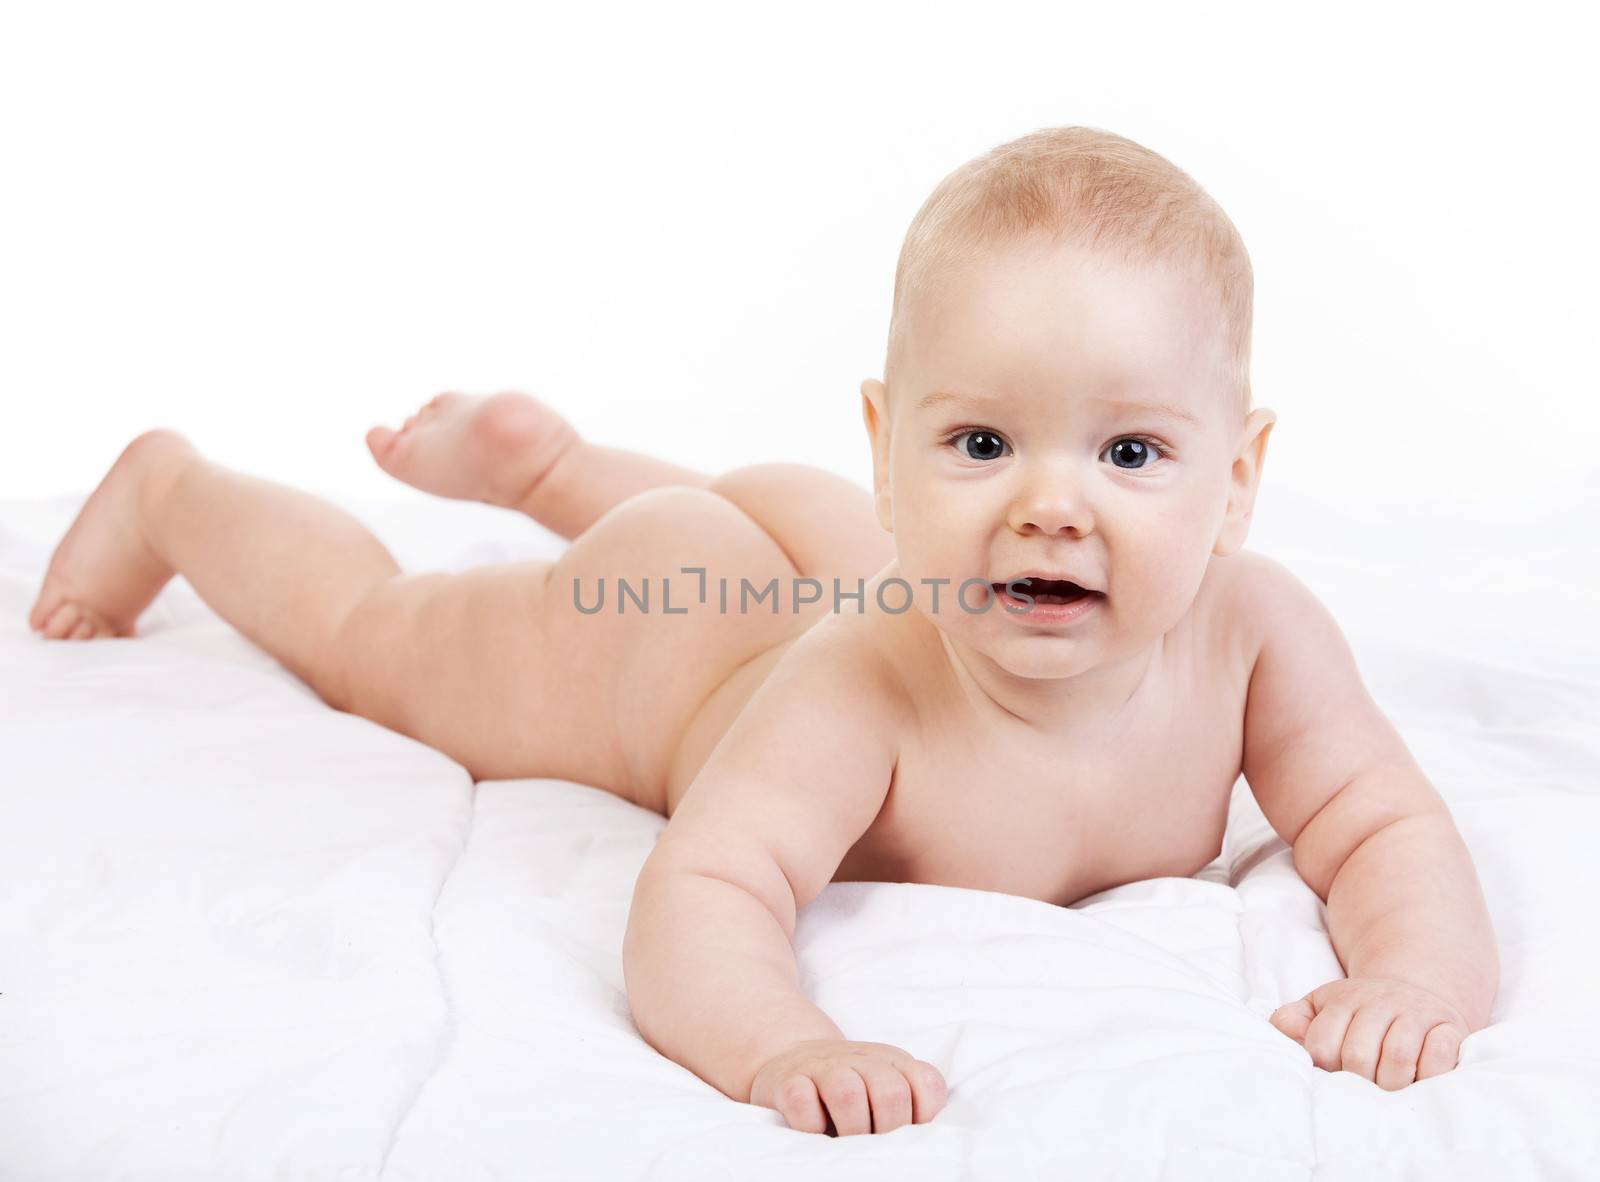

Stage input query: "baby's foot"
[
  {"left": 28, "top": 429, "right": 195, "bottom": 640},
  {"left": 365, "top": 391, "right": 582, "bottom": 511}
]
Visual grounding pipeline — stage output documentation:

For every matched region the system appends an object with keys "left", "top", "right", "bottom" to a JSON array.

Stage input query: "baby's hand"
[
  {"left": 749, "top": 1039, "right": 948, "bottom": 1135},
  {"left": 1269, "top": 977, "right": 1469, "bottom": 1090}
]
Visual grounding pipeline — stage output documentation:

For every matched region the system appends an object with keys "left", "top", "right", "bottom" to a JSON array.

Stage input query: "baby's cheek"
[
  {"left": 1111, "top": 560, "right": 1192, "bottom": 636},
  {"left": 895, "top": 515, "right": 974, "bottom": 582}
]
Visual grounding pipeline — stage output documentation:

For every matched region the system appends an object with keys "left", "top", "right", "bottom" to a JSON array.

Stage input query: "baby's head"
[{"left": 862, "top": 126, "right": 1275, "bottom": 681}]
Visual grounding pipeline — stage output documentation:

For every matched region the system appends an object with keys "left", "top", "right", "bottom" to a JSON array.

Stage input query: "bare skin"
[
  {"left": 22, "top": 382, "right": 1257, "bottom": 1141},
  {"left": 28, "top": 242, "right": 1496, "bottom": 1134},
  {"left": 18, "top": 395, "right": 1003, "bottom": 1136},
  {"left": 364, "top": 389, "right": 719, "bottom": 538}
]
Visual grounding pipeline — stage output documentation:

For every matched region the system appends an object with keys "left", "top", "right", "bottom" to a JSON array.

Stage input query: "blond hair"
[{"left": 884, "top": 125, "right": 1252, "bottom": 421}]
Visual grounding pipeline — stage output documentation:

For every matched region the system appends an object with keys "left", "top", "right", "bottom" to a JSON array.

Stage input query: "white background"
[{"left": 3, "top": 0, "right": 1596, "bottom": 548}]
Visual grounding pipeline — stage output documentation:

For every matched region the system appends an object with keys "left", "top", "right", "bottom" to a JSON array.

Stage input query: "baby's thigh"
[{"left": 336, "top": 488, "right": 798, "bottom": 803}]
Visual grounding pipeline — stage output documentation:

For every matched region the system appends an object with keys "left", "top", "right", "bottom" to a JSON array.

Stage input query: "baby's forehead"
[
  {"left": 908, "top": 247, "right": 1226, "bottom": 377},
  {"left": 916, "top": 240, "right": 1217, "bottom": 340},
  {"left": 914, "top": 380, "right": 1226, "bottom": 432}
]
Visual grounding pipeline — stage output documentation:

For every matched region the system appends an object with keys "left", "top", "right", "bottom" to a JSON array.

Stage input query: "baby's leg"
[
  {"left": 368, "top": 393, "right": 893, "bottom": 587},
  {"left": 25, "top": 431, "right": 621, "bottom": 787},
  {"left": 366, "top": 391, "right": 713, "bottom": 539},
  {"left": 28, "top": 431, "right": 805, "bottom": 805},
  {"left": 29, "top": 431, "right": 400, "bottom": 659}
]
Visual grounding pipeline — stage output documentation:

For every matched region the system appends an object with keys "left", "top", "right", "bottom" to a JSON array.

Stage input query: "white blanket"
[{"left": 3, "top": 490, "right": 1597, "bottom": 1181}]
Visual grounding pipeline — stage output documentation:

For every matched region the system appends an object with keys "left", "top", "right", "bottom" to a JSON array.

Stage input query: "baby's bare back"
[{"left": 664, "top": 552, "right": 1260, "bottom": 907}]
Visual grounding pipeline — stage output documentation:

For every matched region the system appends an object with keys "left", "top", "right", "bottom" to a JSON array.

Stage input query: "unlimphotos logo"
[{"left": 571, "top": 569, "right": 1078, "bottom": 615}]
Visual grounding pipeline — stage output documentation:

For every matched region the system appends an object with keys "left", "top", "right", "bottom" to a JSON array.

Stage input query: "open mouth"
[{"left": 990, "top": 577, "right": 1101, "bottom": 605}]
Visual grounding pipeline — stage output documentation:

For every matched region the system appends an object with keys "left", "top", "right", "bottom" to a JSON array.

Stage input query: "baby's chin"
[
  {"left": 976, "top": 634, "right": 1112, "bottom": 682},
  {"left": 923, "top": 608, "right": 1113, "bottom": 681}
]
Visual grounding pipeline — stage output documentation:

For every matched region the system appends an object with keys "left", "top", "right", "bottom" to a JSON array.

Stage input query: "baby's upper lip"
[{"left": 991, "top": 569, "right": 1103, "bottom": 594}]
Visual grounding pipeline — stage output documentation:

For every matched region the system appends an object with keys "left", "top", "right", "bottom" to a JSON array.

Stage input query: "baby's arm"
[
  {"left": 1237, "top": 555, "right": 1498, "bottom": 1089},
  {"left": 623, "top": 627, "right": 947, "bottom": 1135}
]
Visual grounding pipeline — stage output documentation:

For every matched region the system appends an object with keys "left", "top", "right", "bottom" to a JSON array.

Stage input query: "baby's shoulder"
[
  {"left": 780, "top": 608, "right": 918, "bottom": 719},
  {"left": 1194, "top": 548, "right": 1316, "bottom": 668}
]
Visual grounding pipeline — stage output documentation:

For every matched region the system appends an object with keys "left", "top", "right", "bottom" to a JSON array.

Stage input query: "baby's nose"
[{"left": 1007, "top": 473, "right": 1093, "bottom": 535}]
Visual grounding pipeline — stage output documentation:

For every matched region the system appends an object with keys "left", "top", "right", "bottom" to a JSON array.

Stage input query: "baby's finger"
[
  {"left": 1375, "top": 1014, "right": 1431, "bottom": 1091},
  {"left": 902, "top": 1060, "right": 949, "bottom": 1124},
  {"left": 815, "top": 1065, "right": 872, "bottom": 1137},
  {"left": 1302, "top": 1003, "right": 1357, "bottom": 1072},
  {"left": 772, "top": 1073, "right": 828, "bottom": 1135},
  {"left": 855, "top": 1061, "right": 914, "bottom": 1133},
  {"left": 1270, "top": 997, "right": 1315, "bottom": 1042},
  {"left": 1415, "top": 1023, "right": 1465, "bottom": 1081},
  {"left": 1338, "top": 1005, "right": 1397, "bottom": 1082}
]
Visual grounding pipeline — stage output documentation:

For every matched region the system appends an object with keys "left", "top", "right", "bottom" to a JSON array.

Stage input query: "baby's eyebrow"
[
  {"left": 915, "top": 389, "right": 990, "bottom": 413},
  {"left": 916, "top": 388, "right": 1201, "bottom": 427},
  {"left": 1091, "top": 397, "right": 1201, "bottom": 427}
]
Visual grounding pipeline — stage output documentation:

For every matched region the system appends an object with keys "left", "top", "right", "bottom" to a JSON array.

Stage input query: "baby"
[{"left": 28, "top": 126, "right": 1498, "bottom": 1136}]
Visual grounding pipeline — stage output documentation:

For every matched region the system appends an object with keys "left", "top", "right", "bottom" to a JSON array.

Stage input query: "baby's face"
[{"left": 864, "top": 237, "right": 1271, "bottom": 682}]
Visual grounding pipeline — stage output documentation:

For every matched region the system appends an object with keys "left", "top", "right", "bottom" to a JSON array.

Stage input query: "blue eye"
[
  {"left": 943, "top": 430, "right": 1170, "bottom": 468},
  {"left": 947, "top": 429, "right": 1010, "bottom": 462},
  {"left": 1102, "top": 437, "right": 1167, "bottom": 470}
]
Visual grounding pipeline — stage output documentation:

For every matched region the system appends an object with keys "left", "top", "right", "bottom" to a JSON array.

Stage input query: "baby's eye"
[
  {"left": 948, "top": 429, "right": 1011, "bottom": 463},
  {"left": 1102, "top": 437, "right": 1166, "bottom": 470}
]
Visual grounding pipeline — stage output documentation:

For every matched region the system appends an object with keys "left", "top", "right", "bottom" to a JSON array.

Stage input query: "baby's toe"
[
  {"left": 366, "top": 426, "right": 399, "bottom": 461},
  {"left": 42, "top": 601, "right": 81, "bottom": 640},
  {"left": 28, "top": 591, "right": 58, "bottom": 633}
]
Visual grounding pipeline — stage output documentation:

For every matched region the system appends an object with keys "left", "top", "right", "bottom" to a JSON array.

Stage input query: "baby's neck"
[{"left": 936, "top": 628, "right": 1163, "bottom": 734}]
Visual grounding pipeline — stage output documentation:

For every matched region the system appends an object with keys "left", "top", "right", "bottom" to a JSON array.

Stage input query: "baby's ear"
[
  {"left": 1213, "top": 407, "right": 1275, "bottom": 556},
  {"left": 860, "top": 379, "right": 894, "bottom": 533}
]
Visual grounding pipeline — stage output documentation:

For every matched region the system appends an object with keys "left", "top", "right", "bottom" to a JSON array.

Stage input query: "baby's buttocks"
[{"left": 587, "top": 487, "right": 831, "bottom": 816}]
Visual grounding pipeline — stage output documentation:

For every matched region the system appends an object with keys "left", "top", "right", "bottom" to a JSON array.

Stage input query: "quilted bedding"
[{"left": 2, "top": 489, "right": 1597, "bottom": 1181}]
